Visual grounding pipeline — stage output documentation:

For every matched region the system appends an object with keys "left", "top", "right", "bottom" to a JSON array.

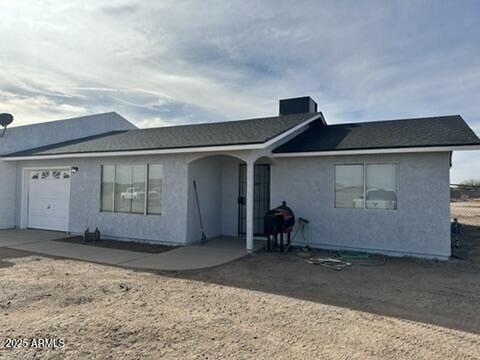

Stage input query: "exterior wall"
[
  {"left": 186, "top": 155, "right": 242, "bottom": 243},
  {"left": 186, "top": 156, "right": 223, "bottom": 243},
  {"left": 15, "top": 154, "right": 191, "bottom": 245},
  {"left": 11, "top": 148, "right": 453, "bottom": 258},
  {"left": 14, "top": 151, "right": 248, "bottom": 245},
  {"left": 0, "top": 112, "right": 135, "bottom": 230},
  {"left": 0, "top": 161, "right": 17, "bottom": 229},
  {"left": 270, "top": 152, "right": 452, "bottom": 259}
]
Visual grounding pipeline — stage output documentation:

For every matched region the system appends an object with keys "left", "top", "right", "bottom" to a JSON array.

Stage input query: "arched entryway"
[
  {"left": 186, "top": 154, "right": 274, "bottom": 252},
  {"left": 186, "top": 154, "right": 245, "bottom": 244}
]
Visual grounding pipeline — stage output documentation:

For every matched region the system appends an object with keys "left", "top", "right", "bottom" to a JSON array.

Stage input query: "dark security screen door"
[{"left": 238, "top": 164, "right": 271, "bottom": 236}]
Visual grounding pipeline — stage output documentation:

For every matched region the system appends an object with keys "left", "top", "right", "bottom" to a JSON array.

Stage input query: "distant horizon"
[{"left": 0, "top": 1, "right": 479, "bottom": 182}]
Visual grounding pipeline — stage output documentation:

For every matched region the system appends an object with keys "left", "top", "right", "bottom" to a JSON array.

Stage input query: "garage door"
[{"left": 27, "top": 169, "right": 71, "bottom": 231}]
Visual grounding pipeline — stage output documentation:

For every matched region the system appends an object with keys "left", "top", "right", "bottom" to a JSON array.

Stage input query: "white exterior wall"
[
  {"left": 0, "top": 161, "right": 17, "bottom": 228},
  {"left": 0, "top": 113, "right": 135, "bottom": 229},
  {"left": 186, "top": 156, "right": 223, "bottom": 243},
  {"left": 270, "top": 152, "right": 452, "bottom": 259},
  {"left": 186, "top": 155, "right": 242, "bottom": 243},
  {"left": 9, "top": 147, "right": 453, "bottom": 258},
  {"left": 15, "top": 155, "right": 191, "bottom": 244},
  {"left": 14, "top": 152, "right": 248, "bottom": 245}
]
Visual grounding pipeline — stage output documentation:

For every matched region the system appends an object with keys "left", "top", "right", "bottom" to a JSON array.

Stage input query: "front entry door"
[{"left": 238, "top": 164, "right": 271, "bottom": 236}]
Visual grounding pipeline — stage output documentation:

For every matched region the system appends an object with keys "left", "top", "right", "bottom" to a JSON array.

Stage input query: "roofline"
[
  {"left": 272, "top": 144, "right": 480, "bottom": 157},
  {"left": 260, "top": 113, "right": 323, "bottom": 145},
  {"left": 2, "top": 143, "right": 265, "bottom": 160},
  {"left": 322, "top": 114, "right": 462, "bottom": 127},
  {"left": 2, "top": 114, "right": 323, "bottom": 161},
  {"left": 8, "top": 111, "right": 123, "bottom": 130}
]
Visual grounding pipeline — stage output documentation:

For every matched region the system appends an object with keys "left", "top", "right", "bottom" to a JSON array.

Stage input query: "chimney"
[{"left": 279, "top": 96, "right": 318, "bottom": 116}]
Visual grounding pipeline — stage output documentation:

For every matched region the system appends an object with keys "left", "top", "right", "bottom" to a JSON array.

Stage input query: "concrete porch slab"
[
  {"left": 8, "top": 240, "right": 76, "bottom": 253},
  {"left": 60, "top": 246, "right": 150, "bottom": 265},
  {"left": 119, "top": 238, "right": 265, "bottom": 271},
  {"left": 0, "top": 230, "right": 265, "bottom": 271},
  {"left": 0, "top": 229, "right": 74, "bottom": 247},
  {"left": 197, "top": 236, "right": 264, "bottom": 250},
  {"left": 9, "top": 240, "right": 149, "bottom": 265}
]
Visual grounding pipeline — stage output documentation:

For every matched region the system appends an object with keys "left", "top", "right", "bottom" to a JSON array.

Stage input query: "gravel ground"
[{"left": 1, "top": 229, "right": 480, "bottom": 359}]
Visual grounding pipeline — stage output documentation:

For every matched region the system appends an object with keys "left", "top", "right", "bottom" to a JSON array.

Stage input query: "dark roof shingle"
[
  {"left": 273, "top": 115, "right": 480, "bottom": 153},
  {"left": 5, "top": 113, "right": 318, "bottom": 157}
]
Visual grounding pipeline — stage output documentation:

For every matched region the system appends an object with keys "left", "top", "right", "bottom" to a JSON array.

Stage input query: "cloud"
[
  {"left": 0, "top": 90, "right": 87, "bottom": 124},
  {"left": 0, "top": 0, "right": 479, "bottom": 180},
  {"left": 101, "top": 3, "right": 140, "bottom": 16}
]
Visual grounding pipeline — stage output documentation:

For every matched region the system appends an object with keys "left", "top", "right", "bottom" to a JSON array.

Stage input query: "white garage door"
[{"left": 28, "top": 169, "right": 71, "bottom": 231}]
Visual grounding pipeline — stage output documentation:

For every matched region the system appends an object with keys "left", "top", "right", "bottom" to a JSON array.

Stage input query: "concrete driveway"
[{"left": 0, "top": 229, "right": 263, "bottom": 271}]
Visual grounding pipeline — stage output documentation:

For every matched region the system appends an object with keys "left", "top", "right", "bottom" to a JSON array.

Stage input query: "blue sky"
[{"left": 0, "top": 1, "right": 479, "bottom": 182}]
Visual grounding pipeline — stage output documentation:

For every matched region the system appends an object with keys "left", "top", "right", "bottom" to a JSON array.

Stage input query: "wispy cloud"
[
  {"left": 100, "top": 3, "right": 140, "bottom": 16},
  {"left": 0, "top": 0, "right": 479, "bottom": 180}
]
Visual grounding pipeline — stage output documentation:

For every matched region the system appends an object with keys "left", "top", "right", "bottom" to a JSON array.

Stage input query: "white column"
[{"left": 246, "top": 159, "right": 254, "bottom": 253}]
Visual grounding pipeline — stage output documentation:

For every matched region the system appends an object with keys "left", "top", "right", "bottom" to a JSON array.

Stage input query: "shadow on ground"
[
  {"left": 0, "top": 248, "right": 32, "bottom": 268},
  {"left": 166, "top": 225, "right": 480, "bottom": 335}
]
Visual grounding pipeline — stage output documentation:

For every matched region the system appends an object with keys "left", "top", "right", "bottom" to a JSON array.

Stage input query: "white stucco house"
[{"left": 1, "top": 97, "right": 479, "bottom": 259}]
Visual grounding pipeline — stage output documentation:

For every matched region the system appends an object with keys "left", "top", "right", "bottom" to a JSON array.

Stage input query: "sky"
[{"left": 0, "top": 0, "right": 479, "bottom": 182}]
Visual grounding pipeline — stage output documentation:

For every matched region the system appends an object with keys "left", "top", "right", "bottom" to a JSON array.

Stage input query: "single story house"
[{"left": 1, "top": 96, "right": 479, "bottom": 259}]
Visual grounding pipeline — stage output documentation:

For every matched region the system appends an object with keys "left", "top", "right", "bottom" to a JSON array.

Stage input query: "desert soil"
[
  {"left": 451, "top": 201, "right": 480, "bottom": 226},
  {"left": 1, "top": 224, "right": 480, "bottom": 360}
]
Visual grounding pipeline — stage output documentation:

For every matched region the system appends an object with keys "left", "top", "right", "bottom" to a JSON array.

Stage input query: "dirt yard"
[
  {"left": 1, "top": 225, "right": 480, "bottom": 360},
  {"left": 451, "top": 200, "right": 480, "bottom": 226}
]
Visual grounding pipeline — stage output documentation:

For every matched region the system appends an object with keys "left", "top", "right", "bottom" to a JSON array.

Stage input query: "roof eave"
[
  {"left": 272, "top": 144, "right": 480, "bottom": 157},
  {"left": 1, "top": 143, "right": 265, "bottom": 161}
]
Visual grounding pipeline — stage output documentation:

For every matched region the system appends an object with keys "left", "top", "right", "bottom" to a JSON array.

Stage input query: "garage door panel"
[
  {"left": 29, "top": 195, "right": 70, "bottom": 209},
  {"left": 27, "top": 169, "right": 71, "bottom": 232},
  {"left": 28, "top": 216, "right": 68, "bottom": 232},
  {"left": 28, "top": 202, "right": 69, "bottom": 217},
  {"left": 30, "top": 182, "right": 69, "bottom": 197},
  {"left": 29, "top": 187, "right": 69, "bottom": 199}
]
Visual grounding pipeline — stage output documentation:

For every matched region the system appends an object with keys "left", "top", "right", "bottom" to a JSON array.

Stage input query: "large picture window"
[
  {"left": 101, "top": 164, "right": 163, "bottom": 215},
  {"left": 335, "top": 163, "right": 397, "bottom": 210}
]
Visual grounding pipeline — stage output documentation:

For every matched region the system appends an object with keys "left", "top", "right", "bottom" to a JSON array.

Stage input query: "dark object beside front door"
[{"left": 238, "top": 164, "right": 271, "bottom": 236}]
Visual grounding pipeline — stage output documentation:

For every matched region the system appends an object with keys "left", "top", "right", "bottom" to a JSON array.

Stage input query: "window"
[
  {"left": 101, "top": 164, "right": 163, "bottom": 215},
  {"left": 147, "top": 164, "right": 163, "bottom": 215},
  {"left": 114, "top": 165, "right": 146, "bottom": 214},
  {"left": 131, "top": 165, "right": 146, "bottom": 213},
  {"left": 335, "top": 164, "right": 364, "bottom": 208},
  {"left": 366, "top": 164, "right": 397, "bottom": 210},
  {"left": 335, "top": 163, "right": 397, "bottom": 210},
  {"left": 101, "top": 165, "right": 115, "bottom": 212}
]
